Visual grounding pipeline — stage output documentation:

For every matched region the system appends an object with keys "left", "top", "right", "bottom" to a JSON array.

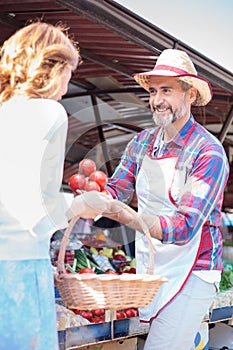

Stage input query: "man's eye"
[{"left": 149, "top": 89, "right": 156, "bottom": 95}]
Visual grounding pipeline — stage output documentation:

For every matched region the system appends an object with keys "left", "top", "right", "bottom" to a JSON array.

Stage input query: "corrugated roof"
[{"left": 0, "top": 0, "right": 232, "bottom": 208}]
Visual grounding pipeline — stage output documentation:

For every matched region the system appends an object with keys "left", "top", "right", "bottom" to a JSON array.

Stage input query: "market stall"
[
  {"left": 49, "top": 157, "right": 233, "bottom": 350},
  {"left": 52, "top": 226, "right": 233, "bottom": 350},
  {"left": 55, "top": 288, "right": 233, "bottom": 350}
]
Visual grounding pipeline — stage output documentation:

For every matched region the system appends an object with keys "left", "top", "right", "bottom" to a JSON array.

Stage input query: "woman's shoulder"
[
  {"left": 29, "top": 98, "right": 68, "bottom": 128},
  {"left": 1, "top": 96, "right": 67, "bottom": 119},
  {"left": 29, "top": 98, "right": 66, "bottom": 116}
]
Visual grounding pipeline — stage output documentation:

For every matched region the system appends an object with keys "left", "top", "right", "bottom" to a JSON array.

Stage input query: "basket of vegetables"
[{"left": 55, "top": 200, "right": 167, "bottom": 311}]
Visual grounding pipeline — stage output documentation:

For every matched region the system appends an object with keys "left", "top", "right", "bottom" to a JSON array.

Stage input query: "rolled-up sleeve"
[{"left": 160, "top": 144, "right": 229, "bottom": 245}]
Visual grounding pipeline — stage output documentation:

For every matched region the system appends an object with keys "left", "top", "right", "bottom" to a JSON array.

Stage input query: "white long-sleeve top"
[{"left": 0, "top": 96, "right": 73, "bottom": 260}]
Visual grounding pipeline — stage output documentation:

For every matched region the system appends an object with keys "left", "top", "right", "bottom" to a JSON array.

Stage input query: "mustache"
[{"left": 152, "top": 104, "right": 172, "bottom": 112}]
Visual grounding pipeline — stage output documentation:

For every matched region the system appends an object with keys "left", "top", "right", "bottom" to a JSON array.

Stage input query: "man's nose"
[{"left": 151, "top": 92, "right": 164, "bottom": 107}]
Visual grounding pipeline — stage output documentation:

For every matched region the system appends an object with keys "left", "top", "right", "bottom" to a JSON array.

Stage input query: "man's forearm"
[{"left": 103, "top": 203, "right": 163, "bottom": 241}]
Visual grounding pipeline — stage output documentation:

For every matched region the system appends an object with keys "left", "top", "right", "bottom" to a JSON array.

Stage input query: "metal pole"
[
  {"left": 90, "top": 94, "right": 113, "bottom": 176},
  {"left": 218, "top": 105, "right": 233, "bottom": 143}
]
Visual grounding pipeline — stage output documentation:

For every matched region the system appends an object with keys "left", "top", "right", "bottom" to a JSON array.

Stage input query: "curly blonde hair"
[{"left": 0, "top": 21, "right": 81, "bottom": 103}]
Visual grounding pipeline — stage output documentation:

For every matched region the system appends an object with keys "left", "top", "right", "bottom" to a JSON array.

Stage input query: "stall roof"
[{"left": 0, "top": 0, "right": 232, "bottom": 208}]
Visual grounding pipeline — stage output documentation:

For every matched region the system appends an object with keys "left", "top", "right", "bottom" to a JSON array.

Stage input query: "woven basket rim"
[{"left": 57, "top": 272, "right": 168, "bottom": 283}]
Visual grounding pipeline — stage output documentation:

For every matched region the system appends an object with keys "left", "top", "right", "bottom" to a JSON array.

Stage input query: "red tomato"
[
  {"left": 92, "top": 317, "right": 104, "bottom": 323},
  {"left": 73, "top": 309, "right": 80, "bottom": 315},
  {"left": 78, "top": 268, "right": 95, "bottom": 274},
  {"left": 114, "top": 254, "right": 127, "bottom": 261},
  {"left": 105, "top": 270, "right": 118, "bottom": 275},
  {"left": 79, "top": 158, "right": 96, "bottom": 177},
  {"left": 89, "top": 170, "right": 108, "bottom": 190},
  {"left": 80, "top": 310, "right": 93, "bottom": 322},
  {"left": 68, "top": 173, "right": 86, "bottom": 191},
  {"left": 92, "top": 308, "right": 105, "bottom": 317},
  {"left": 86, "top": 311, "right": 93, "bottom": 322},
  {"left": 129, "top": 267, "right": 136, "bottom": 274},
  {"left": 125, "top": 308, "right": 138, "bottom": 318},
  {"left": 84, "top": 180, "right": 101, "bottom": 192},
  {"left": 116, "top": 311, "right": 127, "bottom": 319}
]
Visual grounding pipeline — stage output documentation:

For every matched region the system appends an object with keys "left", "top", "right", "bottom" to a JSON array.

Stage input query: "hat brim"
[{"left": 133, "top": 70, "right": 212, "bottom": 106}]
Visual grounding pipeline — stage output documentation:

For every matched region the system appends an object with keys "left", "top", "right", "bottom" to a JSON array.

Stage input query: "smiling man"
[
  {"left": 105, "top": 49, "right": 229, "bottom": 349},
  {"left": 149, "top": 76, "right": 195, "bottom": 128}
]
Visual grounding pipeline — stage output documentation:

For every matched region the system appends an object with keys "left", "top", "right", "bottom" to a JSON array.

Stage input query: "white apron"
[{"left": 136, "top": 153, "right": 201, "bottom": 322}]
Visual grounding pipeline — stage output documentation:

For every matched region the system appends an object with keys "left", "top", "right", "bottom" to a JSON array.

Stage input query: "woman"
[{"left": 0, "top": 22, "right": 110, "bottom": 350}]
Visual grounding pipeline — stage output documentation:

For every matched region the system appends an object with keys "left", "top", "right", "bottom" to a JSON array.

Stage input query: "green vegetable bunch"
[{"left": 220, "top": 270, "right": 233, "bottom": 292}]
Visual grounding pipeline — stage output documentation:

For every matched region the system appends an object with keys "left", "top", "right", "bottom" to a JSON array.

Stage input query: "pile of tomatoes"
[
  {"left": 73, "top": 307, "right": 139, "bottom": 323},
  {"left": 68, "top": 158, "right": 108, "bottom": 194}
]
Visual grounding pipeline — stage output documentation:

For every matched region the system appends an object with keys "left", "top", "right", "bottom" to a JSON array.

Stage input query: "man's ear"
[{"left": 189, "top": 87, "right": 197, "bottom": 104}]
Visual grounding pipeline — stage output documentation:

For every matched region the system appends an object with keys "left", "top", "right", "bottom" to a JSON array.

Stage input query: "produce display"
[
  {"left": 54, "top": 240, "right": 138, "bottom": 324},
  {"left": 72, "top": 307, "right": 139, "bottom": 323},
  {"left": 64, "top": 244, "right": 136, "bottom": 275},
  {"left": 56, "top": 304, "right": 90, "bottom": 330}
]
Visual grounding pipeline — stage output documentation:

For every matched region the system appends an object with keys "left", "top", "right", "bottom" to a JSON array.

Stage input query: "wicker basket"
[{"left": 56, "top": 200, "right": 168, "bottom": 310}]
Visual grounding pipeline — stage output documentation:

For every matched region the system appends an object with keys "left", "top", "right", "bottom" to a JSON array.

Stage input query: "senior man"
[{"left": 104, "top": 49, "right": 229, "bottom": 349}]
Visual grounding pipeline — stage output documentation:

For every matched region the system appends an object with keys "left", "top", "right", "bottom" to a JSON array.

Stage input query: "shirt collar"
[{"left": 169, "top": 114, "right": 195, "bottom": 147}]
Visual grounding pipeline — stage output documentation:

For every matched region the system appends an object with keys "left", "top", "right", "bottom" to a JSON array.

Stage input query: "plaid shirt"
[{"left": 106, "top": 115, "right": 229, "bottom": 271}]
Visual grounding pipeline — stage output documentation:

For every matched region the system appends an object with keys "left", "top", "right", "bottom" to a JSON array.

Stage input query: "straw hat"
[{"left": 133, "top": 49, "right": 212, "bottom": 106}]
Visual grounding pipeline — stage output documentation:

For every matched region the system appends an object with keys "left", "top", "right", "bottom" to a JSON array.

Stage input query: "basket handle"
[
  {"left": 56, "top": 215, "right": 80, "bottom": 277},
  {"left": 56, "top": 200, "right": 154, "bottom": 277}
]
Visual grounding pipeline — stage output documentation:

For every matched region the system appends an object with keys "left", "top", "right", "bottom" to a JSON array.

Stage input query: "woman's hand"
[{"left": 66, "top": 190, "right": 113, "bottom": 220}]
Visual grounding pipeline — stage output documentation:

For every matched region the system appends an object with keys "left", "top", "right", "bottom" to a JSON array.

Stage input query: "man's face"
[{"left": 149, "top": 76, "right": 190, "bottom": 127}]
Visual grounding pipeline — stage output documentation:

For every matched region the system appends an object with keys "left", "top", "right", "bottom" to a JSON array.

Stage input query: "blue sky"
[{"left": 115, "top": 0, "right": 233, "bottom": 73}]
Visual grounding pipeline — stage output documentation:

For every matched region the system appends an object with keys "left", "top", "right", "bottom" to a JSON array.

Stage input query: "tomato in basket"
[
  {"left": 105, "top": 270, "right": 118, "bottom": 275},
  {"left": 78, "top": 267, "right": 95, "bottom": 274}
]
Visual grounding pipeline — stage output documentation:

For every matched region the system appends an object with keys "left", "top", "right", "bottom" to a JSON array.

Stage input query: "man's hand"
[{"left": 103, "top": 200, "right": 136, "bottom": 226}]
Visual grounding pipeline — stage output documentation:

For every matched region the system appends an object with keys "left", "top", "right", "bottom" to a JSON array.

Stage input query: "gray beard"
[
  {"left": 152, "top": 100, "right": 187, "bottom": 127},
  {"left": 152, "top": 111, "right": 174, "bottom": 127}
]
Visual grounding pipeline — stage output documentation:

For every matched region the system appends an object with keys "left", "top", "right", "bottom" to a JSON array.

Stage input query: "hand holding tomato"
[
  {"left": 67, "top": 159, "right": 113, "bottom": 220},
  {"left": 68, "top": 190, "right": 113, "bottom": 220}
]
